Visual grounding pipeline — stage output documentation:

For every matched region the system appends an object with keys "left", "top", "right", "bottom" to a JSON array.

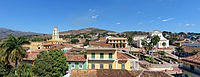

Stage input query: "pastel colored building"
[
  {"left": 65, "top": 55, "right": 87, "bottom": 72},
  {"left": 23, "top": 41, "right": 45, "bottom": 50},
  {"left": 86, "top": 48, "right": 138, "bottom": 70},
  {"left": 106, "top": 37, "right": 128, "bottom": 48}
]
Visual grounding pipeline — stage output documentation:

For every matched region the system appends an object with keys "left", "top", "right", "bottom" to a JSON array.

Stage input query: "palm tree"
[
  {"left": 141, "top": 40, "right": 147, "bottom": 53},
  {"left": 0, "top": 34, "right": 30, "bottom": 74},
  {"left": 151, "top": 35, "right": 160, "bottom": 57},
  {"left": 146, "top": 43, "right": 153, "bottom": 55}
]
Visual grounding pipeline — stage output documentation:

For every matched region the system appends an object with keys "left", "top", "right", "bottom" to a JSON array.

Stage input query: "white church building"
[{"left": 137, "top": 30, "right": 169, "bottom": 48}]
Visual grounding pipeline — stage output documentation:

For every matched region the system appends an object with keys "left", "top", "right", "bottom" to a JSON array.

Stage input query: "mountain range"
[
  {"left": 0, "top": 27, "right": 149, "bottom": 39},
  {"left": 0, "top": 28, "right": 42, "bottom": 39}
]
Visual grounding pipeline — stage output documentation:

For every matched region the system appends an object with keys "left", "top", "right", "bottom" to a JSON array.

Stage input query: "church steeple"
[{"left": 52, "top": 25, "right": 59, "bottom": 40}]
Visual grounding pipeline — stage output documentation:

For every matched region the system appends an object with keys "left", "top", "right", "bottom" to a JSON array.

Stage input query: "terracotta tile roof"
[
  {"left": 117, "top": 52, "right": 135, "bottom": 59},
  {"left": 182, "top": 46, "right": 200, "bottom": 53},
  {"left": 23, "top": 53, "right": 39, "bottom": 61},
  {"left": 89, "top": 41, "right": 106, "bottom": 46},
  {"left": 68, "top": 47, "right": 85, "bottom": 52},
  {"left": 65, "top": 54, "right": 86, "bottom": 61},
  {"left": 180, "top": 52, "right": 200, "bottom": 67},
  {"left": 99, "top": 37, "right": 107, "bottom": 41},
  {"left": 70, "top": 69, "right": 172, "bottom": 77},
  {"left": 54, "top": 25, "right": 57, "bottom": 28},
  {"left": 100, "top": 44, "right": 113, "bottom": 47},
  {"left": 62, "top": 43, "right": 73, "bottom": 47},
  {"left": 86, "top": 48, "right": 116, "bottom": 51},
  {"left": 78, "top": 39, "right": 86, "bottom": 44}
]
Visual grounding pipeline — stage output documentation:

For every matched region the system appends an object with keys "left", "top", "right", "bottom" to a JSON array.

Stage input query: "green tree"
[
  {"left": 33, "top": 51, "right": 54, "bottom": 77},
  {"left": 175, "top": 45, "right": 184, "bottom": 58},
  {"left": 33, "top": 50, "right": 68, "bottom": 77},
  {"left": 0, "top": 34, "right": 30, "bottom": 73},
  {"left": 16, "top": 63, "right": 35, "bottom": 77},
  {"left": 127, "top": 36, "right": 133, "bottom": 45},
  {"left": 141, "top": 40, "right": 147, "bottom": 53},
  {"left": 70, "top": 39, "right": 79, "bottom": 44},
  {"left": 151, "top": 35, "right": 160, "bottom": 56},
  {"left": 146, "top": 43, "right": 153, "bottom": 54},
  {"left": 49, "top": 50, "right": 68, "bottom": 77},
  {"left": 84, "top": 39, "right": 90, "bottom": 46}
]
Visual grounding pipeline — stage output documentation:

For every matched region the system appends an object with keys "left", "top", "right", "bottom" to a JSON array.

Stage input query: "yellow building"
[
  {"left": 107, "top": 37, "right": 128, "bottom": 48},
  {"left": 23, "top": 41, "right": 45, "bottom": 50},
  {"left": 86, "top": 48, "right": 138, "bottom": 70},
  {"left": 23, "top": 25, "right": 66, "bottom": 50}
]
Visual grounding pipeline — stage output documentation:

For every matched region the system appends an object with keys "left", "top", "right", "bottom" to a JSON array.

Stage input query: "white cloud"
[
  {"left": 137, "top": 22, "right": 143, "bottom": 25},
  {"left": 71, "top": 9, "right": 99, "bottom": 26},
  {"left": 91, "top": 15, "right": 99, "bottom": 19},
  {"left": 116, "top": 22, "right": 121, "bottom": 25},
  {"left": 185, "top": 24, "right": 190, "bottom": 26},
  {"left": 88, "top": 9, "right": 95, "bottom": 14},
  {"left": 185, "top": 24, "right": 196, "bottom": 26},
  {"left": 161, "top": 18, "right": 174, "bottom": 22}
]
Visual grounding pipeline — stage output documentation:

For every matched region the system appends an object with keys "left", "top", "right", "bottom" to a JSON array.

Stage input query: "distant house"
[
  {"left": 69, "top": 69, "right": 172, "bottom": 77},
  {"left": 106, "top": 37, "right": 128, "bottom": 48},
  {"left": 179, "top": 52, "right": 200, "bottom": 77},
  {"left": 65, "top": 55, "right": 87, "bottom": 72}
]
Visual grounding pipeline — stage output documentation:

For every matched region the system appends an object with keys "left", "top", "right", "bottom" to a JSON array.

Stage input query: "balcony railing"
[
  {"left": 88, "top": 58, "right": 115, "bottom": 61},
  {"left": 108, "top": 41, "right": 127, "bottom": 43}
]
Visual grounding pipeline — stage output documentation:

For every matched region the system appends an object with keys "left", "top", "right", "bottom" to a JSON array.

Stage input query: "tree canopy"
[{"left": 33, "top": 50, "right": 68, "bottom": 77}]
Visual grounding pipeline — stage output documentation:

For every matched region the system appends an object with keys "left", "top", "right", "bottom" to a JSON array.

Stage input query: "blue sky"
[{"left": 0, "top": 0, "right": 200, "bottom": 34}]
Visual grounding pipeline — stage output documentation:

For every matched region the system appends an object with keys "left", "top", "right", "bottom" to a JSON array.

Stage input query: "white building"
[{"left": 137, "top": 30, "right": 169, "bottom": 48}]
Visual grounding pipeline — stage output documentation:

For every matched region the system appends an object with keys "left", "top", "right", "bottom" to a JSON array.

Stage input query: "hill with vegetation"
[
  {"left": 123, "top": 31, "right": 149, "bottom": 36},
  {"left": 0, "top": 28, "right": 42, "bottom": 39},
  {"left": 60, "top": 28, "right": 116, "bottom": 35}
]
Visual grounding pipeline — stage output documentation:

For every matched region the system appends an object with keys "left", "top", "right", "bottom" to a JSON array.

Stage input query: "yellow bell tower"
[{"left": 52, "top": 25, "right": 59, "bottom": 40}]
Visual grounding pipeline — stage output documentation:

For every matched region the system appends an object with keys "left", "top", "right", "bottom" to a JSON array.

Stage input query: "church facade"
[{"left": 137, "top": 30, "right": 169, "bottom": 48}]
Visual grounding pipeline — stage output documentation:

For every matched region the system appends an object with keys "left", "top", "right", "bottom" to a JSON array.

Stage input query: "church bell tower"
[{"left": 52, "top": 25, "right": 59, "bottom": 40}]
